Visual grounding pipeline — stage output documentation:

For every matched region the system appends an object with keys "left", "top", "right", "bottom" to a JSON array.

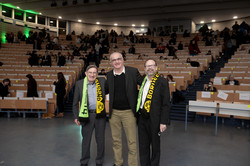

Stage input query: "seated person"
[
  {"left": 40, "top": 51, "right": 52, "bottom": 66},
  {"left": 183, "top": 30, "right": 190, "bottom": 37},
  {"left": 225, "top": 75, "right": 239, "bottom": 85},
  {"left": 123, "top": 36, "right": 130, "bottom": 46},
  {"left": 186, "top": 58, "right": 200, "bottom": 67},
  {"left": 206, "top": 50, "right": 212, "bottom": 55},
  {"left": 0, "top": 78, "right": 11, "bottom": 98},
  {"left": 128, "top": 45, "right": 135, "bottom": 54},
  {"left": 204, "top": 81, "right": 217, "bottom": 92},
  {"left": 167, "top": 74, "right": 175, "bottom": 83},
  {"left": 178, "top": 41, "right": 183, "bottom": 50},
  {"left": 151, "top": 40, "right": 157, "bottom": 48},
  {"left": 137, "top": 54, "right": 143, "bottom": 60},
  {"left": 99, "top": 69, "right": 107, "bottom": 76},
  {"left": 173, "top": 54, "right": 179, "bottom": 60},
  {"left": 155, "top": 43, "right": 165, "bottom": 53},
  {"left": 138, "top": 37, "right": 145, "bottom": 43},
  {"left": 188, "top": 40, "right": 201, "bottom": 56},
  {"left": 57, "top": 52, "right": 66, "bottom": 67},
  {"left": 166, "top": 44, "right": 176, "bottom": 56}
]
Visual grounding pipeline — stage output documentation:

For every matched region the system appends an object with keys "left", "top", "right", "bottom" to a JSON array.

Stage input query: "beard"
[{"left": 146, "top": 69, "right": 155, "bottom": 76}]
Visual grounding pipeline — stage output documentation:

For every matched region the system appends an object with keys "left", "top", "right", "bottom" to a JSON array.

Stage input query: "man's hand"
[
  {"left": 160, "top": 124, "right": 167, "bottom": 133},
  {"left": 74, "top": 119, "right": 80, "bottom": 126}
]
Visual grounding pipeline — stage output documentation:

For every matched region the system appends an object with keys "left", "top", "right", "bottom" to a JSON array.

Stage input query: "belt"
[{"left": 89, "top": 109, "right": 96, "bottom": 113}]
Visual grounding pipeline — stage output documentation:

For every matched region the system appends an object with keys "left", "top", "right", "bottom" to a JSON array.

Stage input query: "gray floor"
[{"left": 0, "top": 114, "right": 249, "bottom": 166}]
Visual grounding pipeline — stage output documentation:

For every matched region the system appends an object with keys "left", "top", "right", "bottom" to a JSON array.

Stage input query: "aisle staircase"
[{"left": 170, "top": 56, "right": 226, "bottom": 121}]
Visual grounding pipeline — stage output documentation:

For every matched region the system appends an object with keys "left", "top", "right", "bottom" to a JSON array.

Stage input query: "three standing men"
[{"left": 73, "top": 53, "right": 170, "bottom": 166}]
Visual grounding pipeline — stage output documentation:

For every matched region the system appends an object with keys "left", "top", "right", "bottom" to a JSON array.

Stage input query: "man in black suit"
[
  {"left": 137, "top": 59, "right": 170, "bottom": 166},
  {"left": 72, "top": 65, "right": 106, "bottom": 166},
  {"left": 105, "top": 52, "right": 143, "bottom": 166},
  {"left": 225, "top": 74, "right": 239, "bottom": 85}
]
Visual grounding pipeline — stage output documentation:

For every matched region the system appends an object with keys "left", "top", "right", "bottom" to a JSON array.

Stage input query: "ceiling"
[{"left": 1, "top": 0, "right": 250, "bottom": 26}]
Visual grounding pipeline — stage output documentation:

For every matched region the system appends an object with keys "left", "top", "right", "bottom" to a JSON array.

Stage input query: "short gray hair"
[{"left": 86, "top": 65, "right": 98, "bottom": 72}]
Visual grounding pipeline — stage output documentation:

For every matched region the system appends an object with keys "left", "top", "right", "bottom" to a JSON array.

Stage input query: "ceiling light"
[
  {"left": 58, "top": 16, "right": 62, "bottom": 19},
  {"left": 2, "top": 10, "right": 6, "bottom": 13},
  {"left": 132, "top": 24, "right": 135, "bottom": 27},
  {"left": 233, "top": 16, "right": 238, "bottom": 19},
  {"left": 114, "top": 23, "right": 118, "bottom": 26},
  {"left": 200, "top": 21, "right": 204, "bottom": 24},
  {"left": 39, "top": 13, "right": 42, "bottom": 15},
  {"left": 212, "top": 19, "right": 216, "bottom": 22},
  {"left": 96, "top": 22, "right": 100, "bottom": 24},
  {"left": 141, "top": 24, "right": 144, "bottom": 27},
  {"left": 50, "top": 21, "right": 54, "bottom": 23},
  {"left": 28, "top": 17, "right": 32, "bottom": 19},
  {"left": 17, "top": 6, "right": 20, "bottom": 9}
]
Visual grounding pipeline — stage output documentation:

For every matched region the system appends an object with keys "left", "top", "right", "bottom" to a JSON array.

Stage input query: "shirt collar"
[
  {"left": 113, "top": 66, "right": 125, "bottom": 76},
  {"left": 87, "top": 80, "right": 96, "bottom": 85}
]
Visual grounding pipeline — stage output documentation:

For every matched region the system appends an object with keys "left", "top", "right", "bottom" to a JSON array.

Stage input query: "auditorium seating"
[{"left": 0, "top": 42, "right": 84, "bottom": 118}]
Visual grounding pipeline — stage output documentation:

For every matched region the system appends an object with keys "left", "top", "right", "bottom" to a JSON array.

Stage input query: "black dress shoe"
[{"left": 81, "top": 164, "right": 87, "bottom": 166}]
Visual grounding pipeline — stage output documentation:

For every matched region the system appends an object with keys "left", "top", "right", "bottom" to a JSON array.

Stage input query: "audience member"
[
  {"left": 40, "top": 51, "right": 52, "bottom": 66},
  {"left": 183, "top": 30, "right": 190, "bottom": 37},
  {"left": 26, "top": 74, "right": 38, "bottom": 97},
  {"left": 186, "top": 58, "right": 200, "bottom": 67},
  {"left": 155, "top": 43, "right": 165, "bottom": 53},
  {"left": 57, "top": 52, "right": 66, "bottom": 67},
  {"left": 54, "top": 72, "right": 66, "bottom": 118},
  {"left": 225, "top": 75, "right": 239, "bottom": 85},
  {"left": 28, "top": 50, "right": 39, "bottom": 66},
  {"left": 188, "top": 40, "right": 200, "bottom": 56},
  {"left": 0, "top": 78, "right": 11, "bottom": 98},
  {"left": 99, "top": 69, "right": 107, "bottom": 76},
  {"left": 128, "top": 45, "right": 135, "bottom": 54},
  {"left": 137, "top": 54, "right": 143, "bottom": 60},
  {"left": 204, "top": 81, "right": 217, "bottom": 92},
  {"left": 178, "top": 41, "right": 183, "bottom": 50},
  {"left": 151, "top": 40, "right": 157, "bottom": 48}
]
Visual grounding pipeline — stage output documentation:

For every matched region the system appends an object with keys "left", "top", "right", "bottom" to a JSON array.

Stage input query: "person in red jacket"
[{"left": 188, "top": 40, "right": 201, "bottom": 56}]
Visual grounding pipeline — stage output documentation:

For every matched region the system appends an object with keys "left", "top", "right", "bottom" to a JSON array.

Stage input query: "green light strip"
[{"left": 1, "top": 3, "right": 39, "bottom": 15}]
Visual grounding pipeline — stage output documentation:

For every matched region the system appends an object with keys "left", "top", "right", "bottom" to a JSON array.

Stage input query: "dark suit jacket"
[
  {"left": 105, "top": 66, "right": 143, "bottom": 118},
  {"left": 72, "top": 77, "right": 106, "bottom": 120},
  {"left": 225, "top": 79, "right": 239, "bottom": 85},
  {"left": 141, "top": 76, "right": 170, "bottom": 130}
]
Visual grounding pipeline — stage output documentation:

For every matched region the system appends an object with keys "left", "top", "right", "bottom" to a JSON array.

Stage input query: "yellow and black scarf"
[
  {"left": 79, "top": 77, "right": 105, "bottom": 122},
  {"left": 136, "top": 72, "right": 160, "bottom": 115}
]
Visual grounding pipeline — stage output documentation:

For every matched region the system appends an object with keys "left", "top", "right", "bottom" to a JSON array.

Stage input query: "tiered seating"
[
  {"left": 189, "top": 43, "right": 250, "bottom": 120},
  {"left": 102, "top": 34, "right": 221, "bottom": 95},
  {"left": 0, "top": 43, "right": 84, "bottom": 118}
]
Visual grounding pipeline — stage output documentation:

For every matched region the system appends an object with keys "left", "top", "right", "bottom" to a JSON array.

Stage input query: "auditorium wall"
[
  {"left": 70, "top": 22, "right": 133, "bottom": 36},
  {"left": 149, "top": 20, "right": 192, "bottom": 34}
]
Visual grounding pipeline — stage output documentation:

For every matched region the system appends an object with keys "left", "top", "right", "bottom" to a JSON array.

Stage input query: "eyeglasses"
[
  {"left": 145, "top": 64, "right": 156, "bottom": 68},
  {"left": 111, "top": 58, "right": 122, "bottom": 62}
]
